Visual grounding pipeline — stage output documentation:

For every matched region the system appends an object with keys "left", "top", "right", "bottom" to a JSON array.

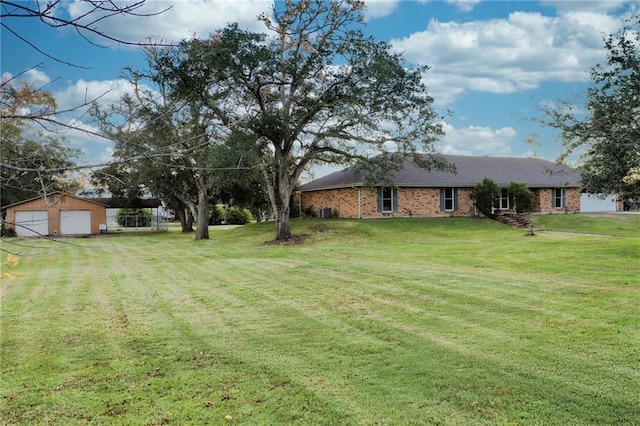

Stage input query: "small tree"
[
  {"left": 473, "top": 178, "right": 500, "bottom": 218},
  {"left": 507, "top": 182, "right": 535, "bottom": 213}
]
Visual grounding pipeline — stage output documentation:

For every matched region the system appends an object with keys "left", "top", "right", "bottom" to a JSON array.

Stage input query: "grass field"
[{"left": 1, "top": 214, "right": 639, "bottom": 425}]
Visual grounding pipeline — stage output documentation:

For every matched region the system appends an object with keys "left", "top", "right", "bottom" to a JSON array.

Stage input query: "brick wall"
[
  {"left": 300, "top": 187, "right": 477, "bottom": 218},
  {"left": 300, "top": 186, "right": 582, "bottom": 218},
  {"left": 396, "top": 188, "right": 475, "bottom": 217},
  {"left": 300, "top": 188, "right": 360, "bottom": 218},
  {"left": 535, "top": 187, "right": 581, "bottom": 213}
]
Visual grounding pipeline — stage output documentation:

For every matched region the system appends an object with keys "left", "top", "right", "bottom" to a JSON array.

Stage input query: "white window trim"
[
  {"left": 381, "top": 187, "right": 395, "bottom": 213},
  {"left": 554, "top": 188, "right": 566, "bottom": 209},
  {"left": 499, "top": 189, "right": 510, "bottom": 210},
  {"left": 443, "top": 188, "right": 455, "bottom": 211}
]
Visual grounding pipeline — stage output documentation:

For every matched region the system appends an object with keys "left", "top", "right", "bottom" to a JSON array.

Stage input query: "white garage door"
[
  {"left": 14, "top": 211, "right": 49, "bottom": 237},
  {"left": 60, "top": 210, "right": 91, "bottom": 235},
  {"left": 581, "top": 193, "right": 617, "bottom": 212}
]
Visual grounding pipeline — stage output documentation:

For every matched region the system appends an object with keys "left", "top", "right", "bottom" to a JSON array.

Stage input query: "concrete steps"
[{"left": 496, "top": 213, "right": 532, "bottom": 229}]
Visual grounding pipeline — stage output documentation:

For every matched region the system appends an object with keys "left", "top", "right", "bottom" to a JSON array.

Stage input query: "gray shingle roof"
[{"left": 297, "top": 154, "right": 582, "bottom": 191}]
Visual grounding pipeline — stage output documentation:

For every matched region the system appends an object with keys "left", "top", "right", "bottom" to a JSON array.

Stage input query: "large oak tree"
[{"left": 176, "top": 0, "right": 443, "bottom": 240}]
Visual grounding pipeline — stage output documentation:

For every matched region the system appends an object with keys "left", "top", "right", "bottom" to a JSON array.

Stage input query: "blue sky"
[{"left": 2, "top": 0, "right": 638, "bottom": 178}]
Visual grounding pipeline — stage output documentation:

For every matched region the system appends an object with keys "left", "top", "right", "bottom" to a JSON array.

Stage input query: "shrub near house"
[
  {"left": 473, "top": 178, "right": 500, "bottom": 218},
  {"left": 507, "top": 181, "right": 536, "bottom": 213}
]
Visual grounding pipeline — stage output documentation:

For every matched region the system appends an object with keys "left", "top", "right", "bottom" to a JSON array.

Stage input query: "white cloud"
[
  {"left": 438, "top": 122, "right": 517, "bottom": 156},
  {"left": 61, "top": 120, "right": 111, "bottom": 153},
  {"left": 540, "top": 0, "right": 630, "bottom": 14},
  {"left": 1, "top": 69, "right": 52, "bottom": 89},
  {"left": 50, "top": 78, "right": 150, "bottom": 167},
  {"left": 363, "top": 0, "right": 400, "bottom": 19},
  {"left": 65, "top": 0, "right": 274, "bottom": 45},
  {"left": 24, "top": 69, "right": 53, "bottom": 88},
  {"left": 2, "top": 70, "right": 121, "bottom": 157},
  {"left": 54, "top": 78, "right": 142, "bottom": 112},
  {"left": 421, "top": 73, "right": 465, "bottom": 107},
  {"left": 444, "top": 0, "right": 481, "bottom": 13},
  {"left": 392, "top": 10, "right": 625, "bottom": 105}
]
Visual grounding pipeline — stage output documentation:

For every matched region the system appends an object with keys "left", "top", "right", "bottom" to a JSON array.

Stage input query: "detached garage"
[{"left": 3, "top": 193, "right": 107, "bottom": 237}]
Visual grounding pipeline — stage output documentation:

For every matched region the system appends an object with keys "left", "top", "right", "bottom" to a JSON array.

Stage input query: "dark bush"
[
  {"left": 209, "top": 205, "right": 225, "bottom": 225},
  {"left": 302, "top": 205, "right": 316, "bottom": 218},
  {"left": 473, "top": 178, "right": 500, "bottom": 218},
  {"left": 225, "top": 207, "right": 253, "bottom": 225},
  {"left": 507, "top": 181, "right": 535, "bottom": 213}
]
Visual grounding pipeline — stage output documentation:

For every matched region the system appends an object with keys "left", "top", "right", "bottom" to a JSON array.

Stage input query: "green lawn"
[{"left": 1, "top": 215, "right": 639, "bottom": 425}]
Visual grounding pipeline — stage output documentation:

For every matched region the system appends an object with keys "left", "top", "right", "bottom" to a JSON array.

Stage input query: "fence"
[{"left": 105, "top": 214, "right": 169, "bottom": 232}]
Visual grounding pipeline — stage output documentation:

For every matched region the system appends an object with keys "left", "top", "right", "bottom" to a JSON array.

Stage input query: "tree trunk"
[
  {"left": 194, "top": 174, "right": 210, "bottom": 240},
  {"left": 179, "top": 208, "right": 193, "bottom": 232},
  {"left": 262, "top": 151, "right": 302, "bottom": 241},
  {"left": 274, "top": 203, "right": 291, "bottom": 240},
  {"left": 184, "top": 210, "right": 195, "bottom": 232},
  {"left": 273, "top": 174, "right": 293, "bottom": 240}
]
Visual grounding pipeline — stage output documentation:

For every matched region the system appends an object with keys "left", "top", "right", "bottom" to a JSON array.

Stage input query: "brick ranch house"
[{"left": 297, "top": 154, "right": 582, "bottom": 219}]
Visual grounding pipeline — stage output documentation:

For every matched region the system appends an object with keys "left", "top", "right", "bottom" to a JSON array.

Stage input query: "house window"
[
  {"left": 553, "top": 188, "right": 566, "bottom": 209},
  {"left": 440, "top": 188, "right": 458, "bottom": 211},
  {"left": 499, "top": 189, "right": 510, "bottom": 210},
  {"left": 377, "top": 187, "right": 398, "bottom": 213}
]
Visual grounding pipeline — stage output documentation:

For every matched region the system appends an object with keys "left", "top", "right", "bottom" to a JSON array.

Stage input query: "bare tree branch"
[{"left": 1, "top": 0, "right": 173, "bottom": 68}]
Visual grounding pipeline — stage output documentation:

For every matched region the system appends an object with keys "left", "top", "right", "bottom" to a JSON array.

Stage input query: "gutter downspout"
[{"left": 357, "top": 187, "right": 362, "bottom": 219}]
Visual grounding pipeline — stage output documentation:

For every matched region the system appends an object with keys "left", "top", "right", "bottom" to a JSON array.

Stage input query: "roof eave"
[
  {"left": 299, "top": 182, "right": 582, "bottom": 191},
  {"left": 297, "top": 182, "right": 366, "bottom": 192}
]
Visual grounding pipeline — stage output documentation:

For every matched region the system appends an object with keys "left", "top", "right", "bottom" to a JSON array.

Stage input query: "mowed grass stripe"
[
  {"left": 232, "top": 255, "right": 575, "bottom": 346},
  {"left": 2, "top": 216, "right": 639, "bottom": 424},
  {"left": 205, "top": 260, "right": 634, "bottom": 424},
  {"left": 233, "top": 253, "right": 637, "bottom": 374},
  {"left": 129, "top": 261, "right": 365, "bottom": 424},
  {"left": 217, "top": 251, "right": 640, "bottom": 421},
  {"left": 2, "top": 240, "right": 359, "bottom": 424},
  {"left": 131, "top": 254, "right": 512, "bottom": 423},
  {"left": 322, "top": 251, "right": 639, "bottom": 335},
  {"left": 185, "top": 261, "right": 497, "bottom": 424},
  {"left": 100, "top": 242, "right": 365, "bottom": 424},
  {"left": 340, "top": 257, "right": 640, "bottom": 389},
  {"left": 2, "top": 244, "right": 140, "bottom": 423}
]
